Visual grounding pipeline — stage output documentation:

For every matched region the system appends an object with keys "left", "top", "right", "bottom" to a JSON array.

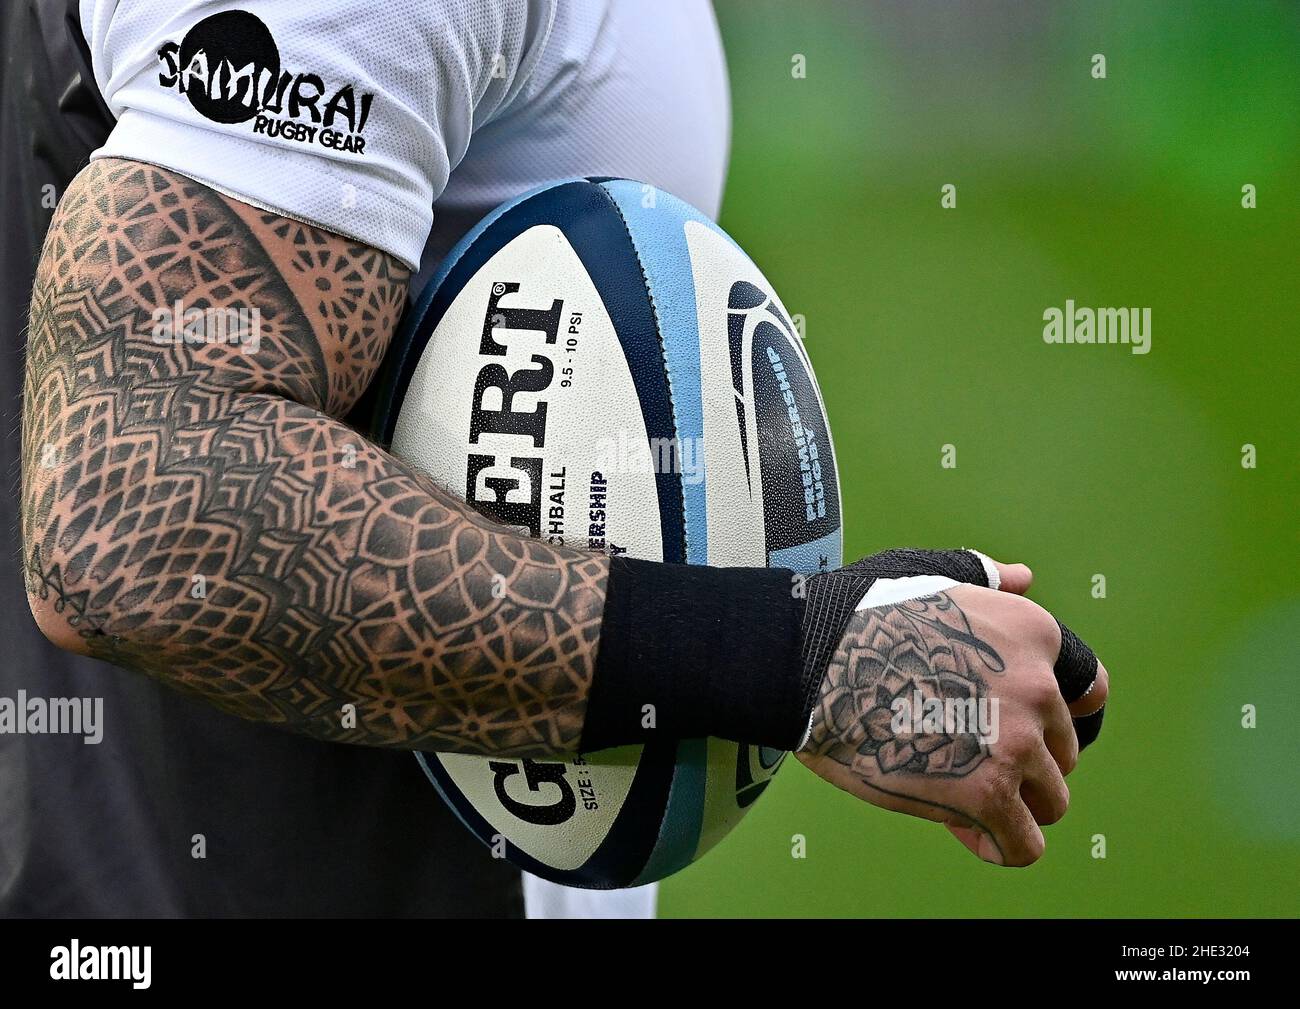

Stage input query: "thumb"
[
  {"left": 970, "top": 551, "right": 1033, "bottom": 595},
  {"left": 945, "top": 822, "right": 1005, "bottom": 866}
]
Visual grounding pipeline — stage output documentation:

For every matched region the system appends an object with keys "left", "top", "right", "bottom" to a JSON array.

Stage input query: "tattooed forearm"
[
  {"left": 802, "top": 593, "right": 1004, "bottom": 778},
  {"left": 21, "top": 159, "right": 608, "bottom": 755}
]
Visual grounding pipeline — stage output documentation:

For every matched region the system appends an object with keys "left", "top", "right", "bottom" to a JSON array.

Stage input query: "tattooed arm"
[
  {"left": 22, "top": 158, "right": 607, "bottom": 756},
  {"left": 21, "top": 161, "right": 1110, "bottom": 860}
]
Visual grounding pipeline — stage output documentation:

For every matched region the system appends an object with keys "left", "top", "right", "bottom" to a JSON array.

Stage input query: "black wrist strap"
[
  {"left": 580, "top": 556, "right": 806, "bottom": 752},
  {"left": 582, "top": 547, "right": 1107, "bottom": 757}
]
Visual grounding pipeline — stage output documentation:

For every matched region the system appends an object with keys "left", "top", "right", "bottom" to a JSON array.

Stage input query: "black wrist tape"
[
  {"left": 580, "top": 556, "right": 806, "bottom": 752},
  {"left": 797, "top": 547, "right": 992, "bottom": 716}
]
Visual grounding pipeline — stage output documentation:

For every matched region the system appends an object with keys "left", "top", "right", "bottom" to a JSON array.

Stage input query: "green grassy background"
[{"left": 660, "top": 0, "right": 1299, "bottom": 918}]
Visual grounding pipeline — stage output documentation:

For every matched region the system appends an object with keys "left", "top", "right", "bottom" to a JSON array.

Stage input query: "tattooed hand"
[{"left": 797, "top": 557, "right": 1109, "bottom": 867}]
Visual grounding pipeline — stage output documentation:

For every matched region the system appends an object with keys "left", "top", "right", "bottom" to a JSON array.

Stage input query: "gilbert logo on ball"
[{"left": 367, "top": 178, "right": 842, "bottom": 888}]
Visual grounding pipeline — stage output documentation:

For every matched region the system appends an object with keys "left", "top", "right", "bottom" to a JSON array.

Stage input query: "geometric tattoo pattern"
[
  {"left": 22, "top": 159, "right": 608, "bottom": 755},
  {"left": 803, "top": 593, "right": 1002, "bottom": 778}
]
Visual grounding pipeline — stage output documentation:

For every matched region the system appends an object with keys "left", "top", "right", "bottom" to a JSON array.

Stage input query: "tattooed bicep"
[{"left": 37, "top": 158, "right": 410, "bottom": 417}]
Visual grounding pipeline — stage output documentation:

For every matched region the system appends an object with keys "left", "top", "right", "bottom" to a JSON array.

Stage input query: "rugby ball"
[{"left": 367, "top": 178, "right": 841, "bottom": 888}]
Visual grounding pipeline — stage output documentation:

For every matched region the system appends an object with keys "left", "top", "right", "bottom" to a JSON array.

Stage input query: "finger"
[
  {"left": 1052, "top": 621, "right": 1108, "bottom": 751},
  {"left": 1020, "top": 744, "right": 1071, "bottom": 825},
  {"left": 962, "top": 550, "right": 1031, "bottom": 594},
  {"left": 975, "top": 774, "right": 1046, "bottom": 867},
  {"left": 944, "top": 815, "right": 1012, "bottom": 866},
  {"left": 945, "top": 822, "right": 990, "bottom": 861},
  {"left": 1041, "top": 682, "right": 1080, "bottom": 776},
  {"left": 1052, "top": 619, "right": 1097, "bottom": 701},
  {"left": 993, "top": 561, "right": 1033, "bottom": 595},
  {"left": 1068, "top": 658, "right": 1108, "bottom": 718},
  {"left": 1073, "top": 706, "right": 1105, "bottom": 749}
]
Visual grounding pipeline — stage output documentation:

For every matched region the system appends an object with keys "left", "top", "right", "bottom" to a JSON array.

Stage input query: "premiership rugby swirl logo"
[
  {"left": 726, "top": 279, "right": 831, "bottom": 527},
  {"left": 157, "top": 11, "right": 374, "bottom": 154}
]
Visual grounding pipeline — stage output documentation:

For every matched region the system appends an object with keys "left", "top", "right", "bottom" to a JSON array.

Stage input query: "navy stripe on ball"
[
  {"left": 415, "top": 745, "right": 679, "bottom": 889},
  {"left": 371, "top": 179, "right": 686, "bottom": 564}
]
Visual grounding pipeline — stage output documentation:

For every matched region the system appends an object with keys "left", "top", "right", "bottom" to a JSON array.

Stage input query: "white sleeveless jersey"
[{"left": 82, "top": 0, "right": 730, "bottom": 919}]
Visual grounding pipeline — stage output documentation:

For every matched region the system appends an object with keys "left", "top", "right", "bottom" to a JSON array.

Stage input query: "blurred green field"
[{"left": 661, "top": 0, "right": 1299, "bottom": 918}]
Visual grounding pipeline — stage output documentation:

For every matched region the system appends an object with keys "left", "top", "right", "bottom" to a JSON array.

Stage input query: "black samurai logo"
[{"left": 157, "top": 11, "right": 374, "bottom": 153}]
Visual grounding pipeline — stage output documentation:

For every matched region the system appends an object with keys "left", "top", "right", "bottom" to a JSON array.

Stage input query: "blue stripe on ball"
[{"left": 596, "top": 179, "right": 725, "bottom": 565}]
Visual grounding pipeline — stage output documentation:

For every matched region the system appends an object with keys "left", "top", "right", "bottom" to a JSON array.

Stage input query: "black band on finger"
[
  {"left": 1073, "top": 707, "right": 1105, "bottom": 750},
  {"left": 1054, "top": 619, "right": 1098, "bottom": 702}
]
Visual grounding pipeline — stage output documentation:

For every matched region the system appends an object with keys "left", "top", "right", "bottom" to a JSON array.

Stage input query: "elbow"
[
  {"left": 23, "top": 539, "right": 92, "bottom": 657},
  {"left": 22, "top": 463, "right": 94, "bottom": 658}
]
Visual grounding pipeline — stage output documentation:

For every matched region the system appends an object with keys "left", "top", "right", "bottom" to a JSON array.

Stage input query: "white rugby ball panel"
[
  {"left": 368, "top": 178, "right": 840, "bottom": 888},
  {"left": 391, "top": 224, "right": 663, "bottom": 562}
]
